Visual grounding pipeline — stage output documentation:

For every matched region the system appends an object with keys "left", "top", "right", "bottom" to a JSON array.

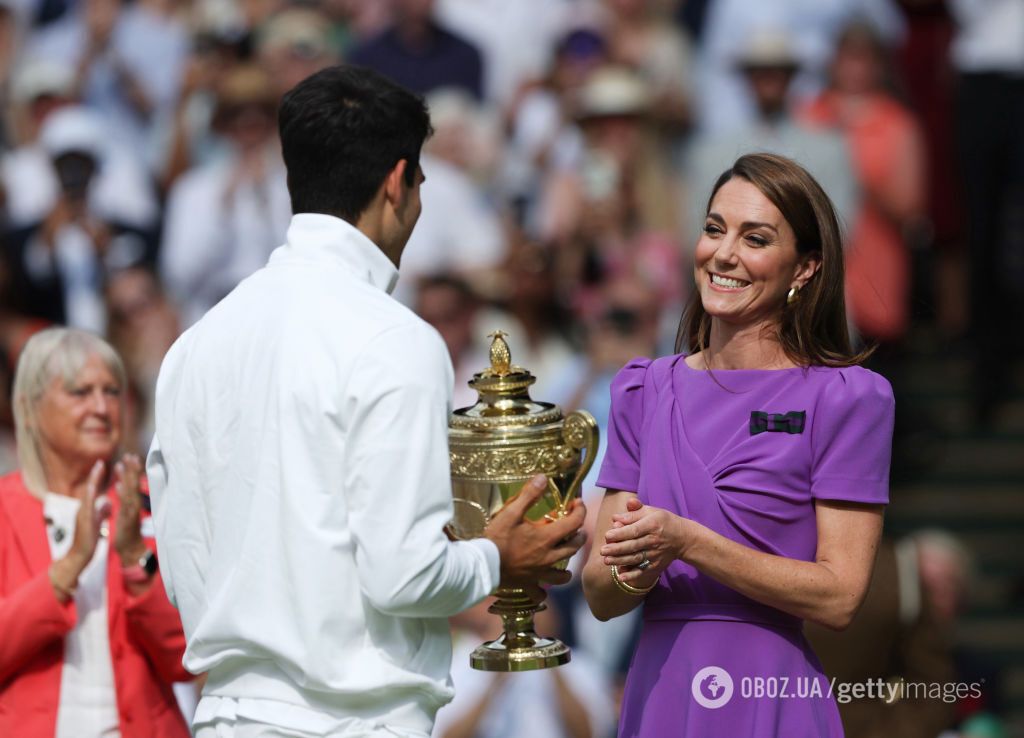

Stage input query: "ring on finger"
[{"left": 637, "top": 550, "right": 652, "bottom": 570}]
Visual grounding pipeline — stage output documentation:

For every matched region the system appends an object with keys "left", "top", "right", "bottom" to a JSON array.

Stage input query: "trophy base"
[{"left": 470, "top": 633, "right": 571, "bottom": 672}]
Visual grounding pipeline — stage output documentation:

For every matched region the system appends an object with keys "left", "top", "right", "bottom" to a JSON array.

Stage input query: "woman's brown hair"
[{"left": 675, "top": 152, "right": 871, "bottom": 367}]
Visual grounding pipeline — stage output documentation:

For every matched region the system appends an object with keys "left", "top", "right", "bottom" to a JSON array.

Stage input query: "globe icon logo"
[
  {"left": 691, "top": 666, "right": 734, "bottom": 709},
  {"left": 701, "top": 675, "right": 724, "bottom": 700}
]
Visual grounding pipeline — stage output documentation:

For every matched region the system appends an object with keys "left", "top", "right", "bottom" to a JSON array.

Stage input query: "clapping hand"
[
  {"left": 49, "top": 461, "right": 110, "bottom": 601},
  {"left": 112, "top": 454, "right": 148, "bottom": 566},
  {"left": 600, "top": 498, "right": 694, "bottom": 586},
  {"left": 69, "top": 460, "right": 111, "bottom": 568}
]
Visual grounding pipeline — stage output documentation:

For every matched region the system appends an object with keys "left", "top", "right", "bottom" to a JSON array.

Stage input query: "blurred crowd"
[{"left": 0, "top": 0, "right": 1021, "bottom": 737}]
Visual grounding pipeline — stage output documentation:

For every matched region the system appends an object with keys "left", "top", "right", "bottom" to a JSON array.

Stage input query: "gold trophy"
[{"left": 447, "top": 331, "right": 599, "bottom": 671}]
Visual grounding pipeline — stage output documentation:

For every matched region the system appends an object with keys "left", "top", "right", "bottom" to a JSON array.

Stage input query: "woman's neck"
[{"left": 702, "top": 318, "right": 794, "bottom": 370}]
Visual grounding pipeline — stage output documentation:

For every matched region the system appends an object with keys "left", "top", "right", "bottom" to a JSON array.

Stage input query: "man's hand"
[{"left": 483, "top": 474, "right": 587, "bottom": 589}]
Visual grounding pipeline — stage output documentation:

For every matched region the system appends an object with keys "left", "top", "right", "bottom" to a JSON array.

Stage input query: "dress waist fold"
[{"left": 643, "top": 602, "right": 802, "bottom": 630}]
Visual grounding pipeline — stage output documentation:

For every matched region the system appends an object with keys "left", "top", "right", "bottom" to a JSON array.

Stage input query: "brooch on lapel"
[
  {"left": 750, "top": 410, "right": 806, "bottom": 435},
  {"left": 44, "top": 515, "right": 67, "bottom": 543}
]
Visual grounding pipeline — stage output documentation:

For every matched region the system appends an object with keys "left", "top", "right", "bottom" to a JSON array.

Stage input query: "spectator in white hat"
[
  {"left": 684, "top": 28, "right": 859, "bottom": 255},
  {"left": 3, "top": 105, "right": 155, "bottom": 333},
  {"left": 539, "top": 65, "right": 685, "bottom": 316},
  {"left": 693, "top": 0, "right": 905, "bottom": 134},
  {"left": 257, "top": 7, "right": 338, "bottom": 99},
  {"left": 1, "top": 68, "right": 157, "bottom": 230}
]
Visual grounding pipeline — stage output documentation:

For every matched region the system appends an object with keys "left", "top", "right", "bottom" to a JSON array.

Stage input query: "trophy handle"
[{"left": 559, "top": 410, "right": 599, "bottom": 513}]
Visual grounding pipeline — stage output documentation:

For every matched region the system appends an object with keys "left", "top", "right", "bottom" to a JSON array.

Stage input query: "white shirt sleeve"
[
  {"left": 145, "top": 432, "right": 176, "bottom": 608},
  {"left": 343, "top": 322, "right": 500, "bottom": 617},
  {"left": 146, "top": 334, "right": 211, "bottom": 640}
]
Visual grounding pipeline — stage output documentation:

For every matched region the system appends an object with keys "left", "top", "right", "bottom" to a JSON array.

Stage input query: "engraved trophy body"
[{"left": 447, "top": 332, "right": 599, "bottom": 671}]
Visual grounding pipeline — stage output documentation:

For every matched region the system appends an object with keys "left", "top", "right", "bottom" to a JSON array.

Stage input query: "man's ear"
[{"left": 383, "top": 159, "right": 409, "bottom": 208}]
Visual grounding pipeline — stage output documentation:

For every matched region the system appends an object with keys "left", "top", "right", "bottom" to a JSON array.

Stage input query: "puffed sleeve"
[
  {"left": 810, "top": 367, "right": 895, "bottom": 504},
  {"left": 596, "top": 358, "right": 652, "bottom": 492}
]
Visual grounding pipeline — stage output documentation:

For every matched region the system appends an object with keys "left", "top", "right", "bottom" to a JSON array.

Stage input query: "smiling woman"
[
  {"left": 696, "top": 178, "right": 816, "bottom": 333},
  {"left": 0, "top": 328, "right": 190, "bottom": 738},
  {"left": 582, "top": 153, "right": 895, "bottom": 737},
  {"left": 680, "top": 152, "right": 866, "bottom": 370}
]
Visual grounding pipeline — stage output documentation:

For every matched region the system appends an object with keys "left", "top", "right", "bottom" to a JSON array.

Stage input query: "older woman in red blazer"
[{"left": 0, "top": 327, "right": 190, "bottom": 738}]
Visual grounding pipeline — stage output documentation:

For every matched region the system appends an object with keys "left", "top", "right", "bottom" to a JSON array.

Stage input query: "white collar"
[
  {"left": 274, "top": 213, "right": 400, "bottom": 295},
  {"left": 43, "top": 491, "right": 81, "bottom": 519}
]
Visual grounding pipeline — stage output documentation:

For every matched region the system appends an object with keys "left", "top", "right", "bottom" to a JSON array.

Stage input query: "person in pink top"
[{"left": 802, "top": 22, "right": 927, "bottom": 345}]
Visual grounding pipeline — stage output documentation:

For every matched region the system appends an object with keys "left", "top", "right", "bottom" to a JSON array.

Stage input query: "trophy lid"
[{"left": 450, "top": 331, "right": 562, "bottom": 427}]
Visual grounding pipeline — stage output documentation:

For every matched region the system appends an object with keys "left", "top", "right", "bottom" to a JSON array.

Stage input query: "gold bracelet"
[
  {"left": 48, "top": 565, "right": 77, "bottom": 601},
  {"left": 610, "top": 564, "right": 657, "bottom": 596}
]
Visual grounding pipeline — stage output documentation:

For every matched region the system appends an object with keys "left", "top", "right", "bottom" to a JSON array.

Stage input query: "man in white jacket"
[{"left": 147, "top": 65, "right": 586, "bottom": 738}]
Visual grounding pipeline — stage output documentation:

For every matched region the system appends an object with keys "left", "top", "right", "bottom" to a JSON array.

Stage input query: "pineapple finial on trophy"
[
  {"left": 483, "top": 330, "right": 524, "bottom": 377},
  {"left": 487, "top": 330, "right": 511, "bottom": 374}
]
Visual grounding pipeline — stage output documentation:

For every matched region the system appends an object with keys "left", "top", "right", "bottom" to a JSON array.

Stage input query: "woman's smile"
[{"left": 709, "top": 272, "right": 751, "bottom": 291}]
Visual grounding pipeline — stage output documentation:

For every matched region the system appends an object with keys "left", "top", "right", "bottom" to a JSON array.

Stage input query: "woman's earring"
[{"left": 786, "top": 286, "right": 799, "bottom": 305}]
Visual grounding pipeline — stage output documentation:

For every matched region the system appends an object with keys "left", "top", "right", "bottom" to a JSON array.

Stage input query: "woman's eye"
[
  {"left": 104, "top": 387, "right": 122, "bottom": 397},
  {"left": 746, "top": 234, "right": 768, "bottom": 247},
  {"left": 703, "top": 224, "right": 723, "bottom": 236}
]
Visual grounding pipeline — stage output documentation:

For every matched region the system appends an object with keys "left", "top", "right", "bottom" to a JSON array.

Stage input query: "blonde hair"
[{"left": 12, "top": 327, "right": 126, "bottom": 498}]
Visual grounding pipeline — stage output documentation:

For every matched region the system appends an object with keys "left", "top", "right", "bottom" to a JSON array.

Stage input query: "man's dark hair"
[{"left": 278, "top": 65, "right": 432, "bottom": 222}]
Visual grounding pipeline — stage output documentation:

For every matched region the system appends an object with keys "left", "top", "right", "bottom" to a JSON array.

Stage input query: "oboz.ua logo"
[{"left": 691, "top": 666, "right": 734, "bottom": 709}]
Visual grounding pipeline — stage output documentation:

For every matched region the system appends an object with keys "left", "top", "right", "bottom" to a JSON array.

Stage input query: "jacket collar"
[
  {"left": 0, "top": 472, "right": 51, "bottom": 571},
  {"left": 272, "top": 213, "right": 400, "bottom": 295}
]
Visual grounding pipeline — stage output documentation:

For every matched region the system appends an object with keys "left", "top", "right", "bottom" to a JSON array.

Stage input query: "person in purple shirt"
[{"left": 582, "top": 152, "right": 894, "bottom": 737}]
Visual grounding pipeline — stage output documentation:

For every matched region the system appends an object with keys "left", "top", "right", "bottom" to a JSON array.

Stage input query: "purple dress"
[{"left": 596, "top": 355, "right": 894, "bottom": 738}]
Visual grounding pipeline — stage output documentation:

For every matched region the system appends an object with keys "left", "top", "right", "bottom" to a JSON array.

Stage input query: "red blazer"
[{"left": 0, "top": 471, "right": 192, "bottom": 738}]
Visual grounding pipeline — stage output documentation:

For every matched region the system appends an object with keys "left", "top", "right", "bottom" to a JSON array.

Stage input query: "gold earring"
[{"left": 786, "top": 286, "right": 799, "bottom": 305}]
